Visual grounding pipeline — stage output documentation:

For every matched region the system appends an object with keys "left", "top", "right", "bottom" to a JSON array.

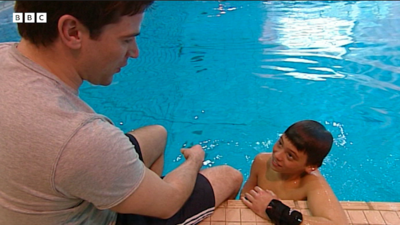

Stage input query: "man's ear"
[{"left": 57, "top": 15, "right": 84, "bottom": 49}]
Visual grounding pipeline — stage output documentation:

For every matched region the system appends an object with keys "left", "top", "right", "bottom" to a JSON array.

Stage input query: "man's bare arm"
[{"left": 110, "top": 145, "right": 204, "bottom": 219}]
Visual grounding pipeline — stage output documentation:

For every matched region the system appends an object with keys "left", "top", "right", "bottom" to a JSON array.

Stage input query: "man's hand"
[
  {"left": 111, "top": 145, "right": 206, "bottom": 217},
  {"left": 241, "top": 186, "right": 278, "bottom": 220},
  {"left": 180, "top": 145, "right": 205, "bottom": 166}
]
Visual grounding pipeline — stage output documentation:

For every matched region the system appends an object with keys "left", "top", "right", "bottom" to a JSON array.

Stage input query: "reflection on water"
[
  {"left": 257, "top": 1, "right": 400, "bottom": 86},
  {"left": 260, "top": 1, "right": 355, "bottom": 60}
]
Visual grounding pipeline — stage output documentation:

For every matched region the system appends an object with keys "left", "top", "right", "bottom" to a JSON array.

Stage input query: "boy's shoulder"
[
  {"left": 252, "top": 153, "right": 272, "bottom": 170},
  {"left": 301, "top": 169, "right": 329, "bottom": 189},
  {"left": 254, "top": 152, "right": 272, "bottom": 162}
]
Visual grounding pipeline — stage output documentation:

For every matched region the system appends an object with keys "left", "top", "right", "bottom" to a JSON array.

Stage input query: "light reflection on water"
[{"left": 257, "top": 1, "right": 400, "bottom": 85}]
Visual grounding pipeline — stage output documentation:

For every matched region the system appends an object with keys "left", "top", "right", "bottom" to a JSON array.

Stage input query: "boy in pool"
[
  {"left": 241, "top": 120, "right": 348, "bottom": 225},
  {"left": 0, "top": 1, "right": 243, "bottom": 225}
]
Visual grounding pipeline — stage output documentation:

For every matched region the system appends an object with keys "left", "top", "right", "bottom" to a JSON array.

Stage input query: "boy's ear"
[{"left": 305, "top": 165, "right": 318, "bottom": 174}]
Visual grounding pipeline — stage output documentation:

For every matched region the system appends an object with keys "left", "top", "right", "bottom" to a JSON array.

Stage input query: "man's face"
[
  {"left": 270, "top": 134, "right": 310, "bottom": 174},
  {"left": 79, "top": 13, "right": 144, "bottom": 85}
]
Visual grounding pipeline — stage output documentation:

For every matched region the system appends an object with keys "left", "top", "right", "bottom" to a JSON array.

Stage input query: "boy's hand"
[{"left": 241, "top": 186, "right": 278, "bottom": 220}]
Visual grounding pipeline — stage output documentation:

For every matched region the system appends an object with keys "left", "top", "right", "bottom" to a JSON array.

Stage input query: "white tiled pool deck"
[{"left": 198, "top": 200, "right": 400, "bottom": 225}]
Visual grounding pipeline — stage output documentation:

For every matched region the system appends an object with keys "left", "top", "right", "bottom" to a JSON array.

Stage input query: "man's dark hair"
[
  {"left": 284, "top": 120, "right": 333, "bottom": 167},
  {"left": 14, "top": 1, "right": 154, "bottom": 47}
]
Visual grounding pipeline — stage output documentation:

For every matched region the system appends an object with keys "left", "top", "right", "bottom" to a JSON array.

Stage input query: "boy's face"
[
  {"left": 270, "top": 134, "right": 313, "bottom": 174},
  {"left": 78, "top": 13, "right": 143, "bottom": 86}
]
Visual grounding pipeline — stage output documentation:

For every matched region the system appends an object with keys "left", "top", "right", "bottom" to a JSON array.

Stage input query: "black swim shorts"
[{"left": 115, "top": 133, "right": 216, "bottom": 225}]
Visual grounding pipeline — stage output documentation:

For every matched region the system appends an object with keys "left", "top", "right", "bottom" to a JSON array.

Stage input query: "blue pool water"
[{"left": 1, "top": 1, "right": 400, "bottom": 202}]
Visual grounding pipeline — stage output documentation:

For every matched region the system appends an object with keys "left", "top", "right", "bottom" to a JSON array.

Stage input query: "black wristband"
[{"left": 265, "top": 199, "right": 303, "bottom": 225}]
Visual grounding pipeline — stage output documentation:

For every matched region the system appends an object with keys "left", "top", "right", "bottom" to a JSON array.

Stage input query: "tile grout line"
[
  {"left": 366, "top": 201, "right": 373, "bottom": 210},
  {"left": 294, "top": 200, "right": 300, "bottom": 209}
]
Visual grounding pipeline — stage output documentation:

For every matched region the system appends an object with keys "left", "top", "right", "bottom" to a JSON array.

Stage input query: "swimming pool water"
[{"left": 1, "top": 1, "right": 400, "bottom": 202}]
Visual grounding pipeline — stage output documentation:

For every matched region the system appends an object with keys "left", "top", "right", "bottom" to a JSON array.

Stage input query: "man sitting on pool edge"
[{"left": 240, "top": 120, "right": 349, "bottom": 225}]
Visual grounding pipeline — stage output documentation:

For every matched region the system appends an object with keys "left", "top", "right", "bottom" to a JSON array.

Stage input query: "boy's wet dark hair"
[
  {"left": 284, "top": 120, "right": 333, "bottom": 167},
  {"left": 14, "top": 1, "right": 154, "bottom": 47}
]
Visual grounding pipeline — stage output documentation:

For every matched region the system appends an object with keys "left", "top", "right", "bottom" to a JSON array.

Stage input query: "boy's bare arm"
[
  {"left": 301, "top": 172, "right": 349, "bottom": 225},
  {"left": 240, "top": 153, "right": 264, "bottom": 197}
]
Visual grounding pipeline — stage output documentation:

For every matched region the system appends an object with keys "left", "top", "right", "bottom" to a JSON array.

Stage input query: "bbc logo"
[{"left": 13, "top": 12, "right": 47, "bottom": 23}]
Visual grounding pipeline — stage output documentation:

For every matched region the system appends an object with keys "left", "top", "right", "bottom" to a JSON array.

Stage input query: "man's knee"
[
  {"left": 128, "top": 125, "right": 167, "bottom": 140},
  {"left": 206, "top": 165, "right": 242, "bottom": 183},
  {"left": 220, "top": 165, "right": 243, "bottom": 186},
  {"left": 127, "top": 125, "right": 167, "bottom": 169},
  {"left": 200, "top": 165, "right": 242, "bottom": 206},
  {"left": 128, "top": 125, "right": 167, "bottom": 151},
  {"left": 152, "top": 125, "right": 167, "bottom": 139}
]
